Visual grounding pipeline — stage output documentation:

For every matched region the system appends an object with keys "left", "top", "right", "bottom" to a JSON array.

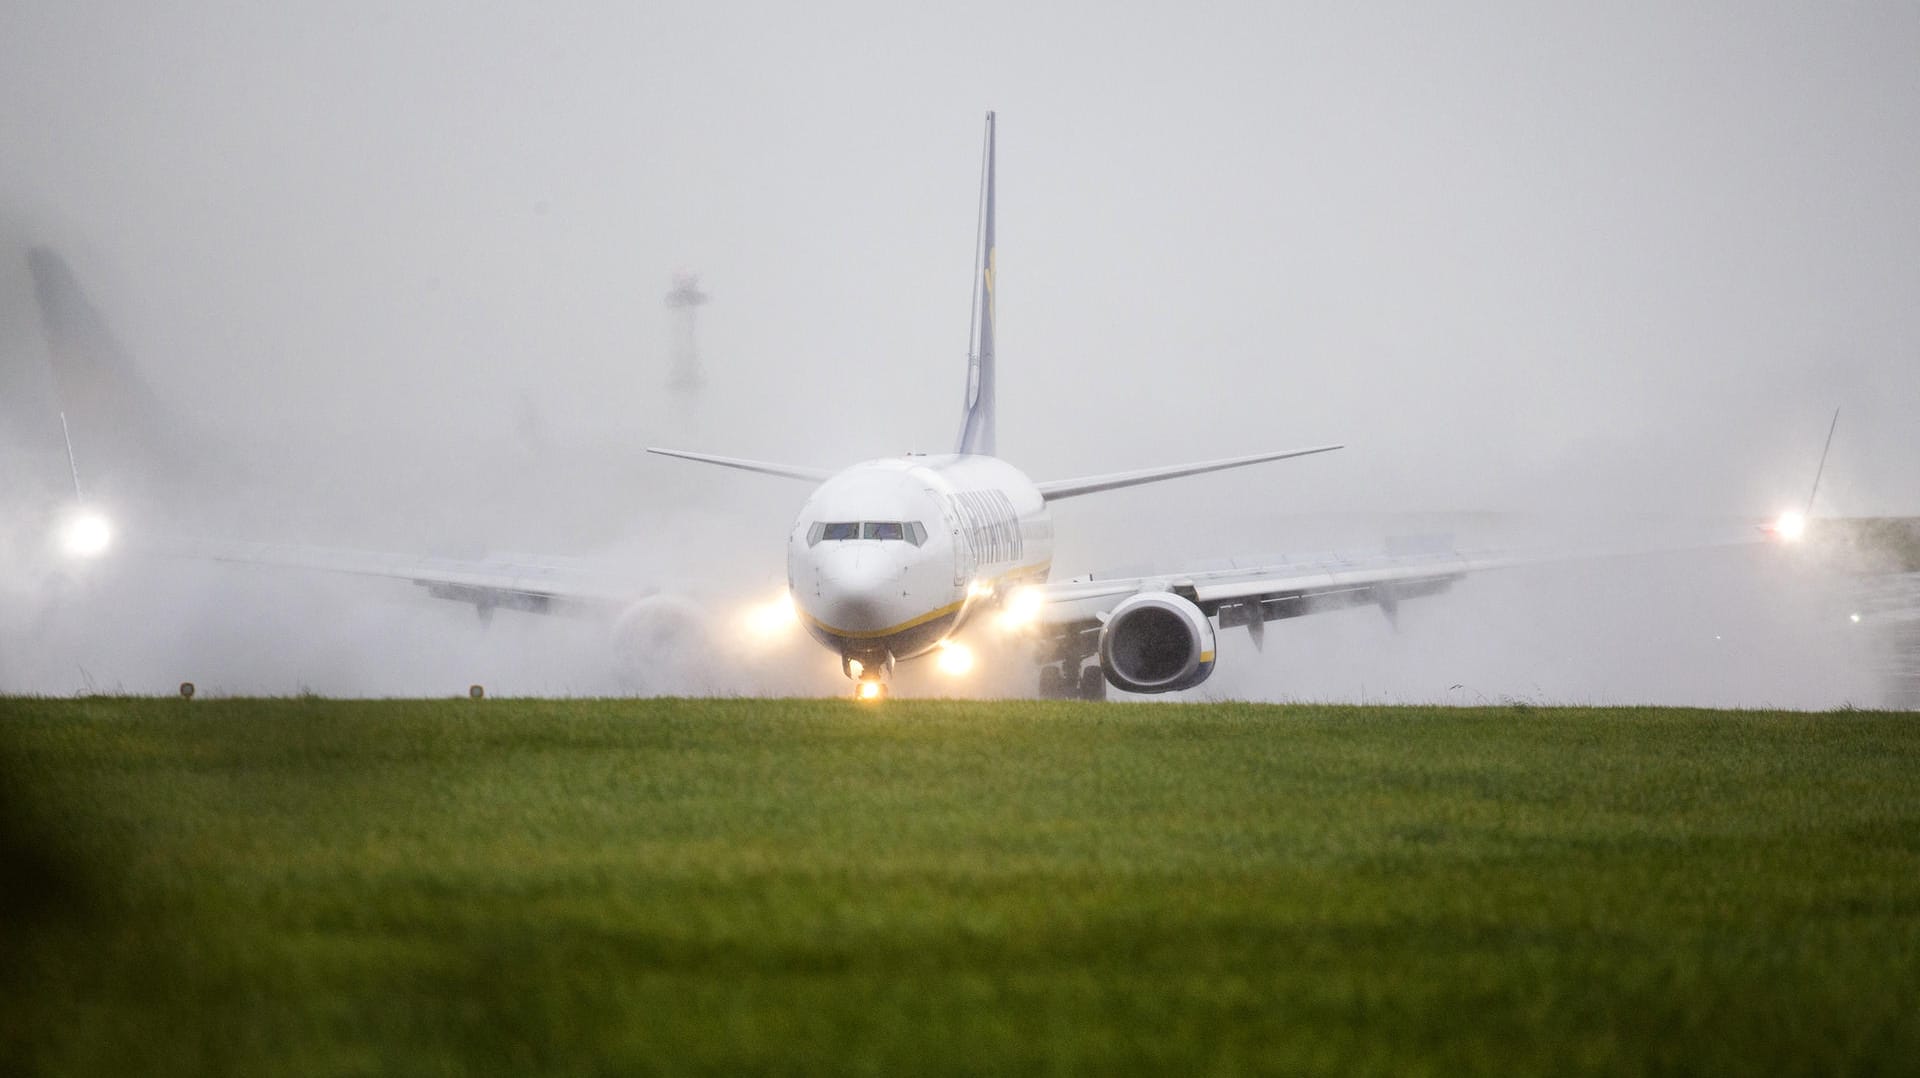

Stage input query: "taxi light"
[
  {"left": 935, "top": 639, "right": 975, "bottom": 676},
  {"left": 857, "top": 680, "right": 884, "bottom": 701},
  {"left": 1771, "top": 510, "right": 1808, "bottom": 542}
]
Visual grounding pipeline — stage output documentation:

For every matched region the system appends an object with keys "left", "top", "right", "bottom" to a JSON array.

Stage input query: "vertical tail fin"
[{"left": 955, "top": 111, "right": 996, "bottom": 456}]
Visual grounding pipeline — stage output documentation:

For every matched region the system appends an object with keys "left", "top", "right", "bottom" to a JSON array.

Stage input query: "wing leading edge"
[
  {"left": 160, "top": 537, "right": 656, "bottom": 619},
  {"left": 1032, "top": 534, "right": 1766, "bottom": 644},
  {"left": 1034, "top": 444, "right": 1343, "bottom": 501}
]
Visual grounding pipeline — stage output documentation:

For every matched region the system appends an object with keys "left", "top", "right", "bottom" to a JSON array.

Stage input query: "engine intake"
[{"left": 1098, "top": 591, "right": 1216, "bottom": 694}]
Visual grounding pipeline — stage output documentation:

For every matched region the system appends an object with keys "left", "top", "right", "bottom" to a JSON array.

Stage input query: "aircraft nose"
[{"left": 802, "top": 547, "right": 909, "bottom": 634}]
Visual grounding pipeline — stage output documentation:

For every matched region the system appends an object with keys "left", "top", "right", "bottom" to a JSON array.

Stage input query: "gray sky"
[
  {"left": 2, "top": 2, "right": 1915, "bottom": 701},
  {"left": 5, "top": 2, "right": 1915, "bottom": 510}
]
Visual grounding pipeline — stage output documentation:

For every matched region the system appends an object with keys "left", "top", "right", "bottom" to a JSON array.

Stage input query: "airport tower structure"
[{"left": 665, "top": 274, "right": 709, "bottom": 394}]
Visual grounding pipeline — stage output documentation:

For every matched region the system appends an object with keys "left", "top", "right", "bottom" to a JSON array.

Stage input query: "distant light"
[
  {"left": 1772, "top": 510, "right": 1808, "bottom": 542},
  {"left": 995, "top": 586, "right": 1045, "bottom": 632},
  {"left": 1850, "top": 613, "right": 1862, "bottom": 624},
  {"left": 857, "top": 680, "right": 884, "bottom": 701},
  {"left": 58, "top": 509, "right": 112, "bottom": 559},
  {"left": 743, "top": 591, "right": 798, "bottom": 638},
  {"left": 935, "top": 639, "right": 975, "bottom": 676}
]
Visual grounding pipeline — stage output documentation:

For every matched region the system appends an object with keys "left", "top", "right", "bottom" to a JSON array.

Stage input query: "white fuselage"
[{"left": 786, "top": 454, "right": 1053, "bottom": 674}]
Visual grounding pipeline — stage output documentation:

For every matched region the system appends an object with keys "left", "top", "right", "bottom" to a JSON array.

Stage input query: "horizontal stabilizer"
[
  {"left": 1034, "top": 444, "right": 1342, "bottom": 501},
  {"left": 647, "top": 447, "right": 833, "bottom": 483}
]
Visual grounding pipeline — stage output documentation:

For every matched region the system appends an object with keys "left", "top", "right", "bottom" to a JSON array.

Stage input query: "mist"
[{"left": 3, "top": 2, "right": 1915, "bottom": 704}]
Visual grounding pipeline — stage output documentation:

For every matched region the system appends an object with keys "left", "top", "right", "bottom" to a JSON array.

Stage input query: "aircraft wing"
[
  {"left": 1031, "top": 535, "right": 1768, "bottom": 639},
  {"left": 152, "top": 537, "right": 655, "bottom": 618}
]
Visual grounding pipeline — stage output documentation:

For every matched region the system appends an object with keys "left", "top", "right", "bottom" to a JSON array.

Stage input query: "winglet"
[
  {"left": 1805, "top": 407, "right": 1839, "bottom": 517},
  {"left": 27, "top": 246, "right": 181, "bottom": 497},
  {"left": 955, "top": 111, "right": 997, "bottom": 456}
]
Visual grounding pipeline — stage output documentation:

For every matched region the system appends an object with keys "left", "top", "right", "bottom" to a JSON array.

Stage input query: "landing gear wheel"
[
  {"left": 1037, "top": 665, "right": 1068, "bottom": 699},
  {"left": 1077, "top": 665, "right": 1108, "bottom": 701}
]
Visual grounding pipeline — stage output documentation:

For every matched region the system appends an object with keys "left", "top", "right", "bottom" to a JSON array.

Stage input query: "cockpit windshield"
[{"left": 808, "top": 521, "right": 927, "bottom": 547}]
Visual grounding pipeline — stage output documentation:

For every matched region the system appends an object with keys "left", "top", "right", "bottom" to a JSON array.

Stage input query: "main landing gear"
[{"left": 1037, "top": 663, "right": 1107, "bottom": 701}]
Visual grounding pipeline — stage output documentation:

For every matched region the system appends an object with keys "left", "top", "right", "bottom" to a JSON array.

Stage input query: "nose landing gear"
[{"left": 844, "top": 650, "right": 894, "bottom": 702}]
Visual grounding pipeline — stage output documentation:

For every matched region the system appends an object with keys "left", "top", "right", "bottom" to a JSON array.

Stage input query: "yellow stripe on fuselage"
[
  {"left": 801, "top": 560, "right": 1053, "bottom": 643},
  {"left": 800, "top": 600, "right": 964, "bottom": 641},
  {"left": 985, "top": 559, "right": 1051, "bottom": 585}
]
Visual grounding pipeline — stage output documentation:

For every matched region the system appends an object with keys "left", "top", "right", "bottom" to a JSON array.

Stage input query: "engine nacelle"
[{"left": 1097, "top": 591, "right": 1216, "bottom": 694}]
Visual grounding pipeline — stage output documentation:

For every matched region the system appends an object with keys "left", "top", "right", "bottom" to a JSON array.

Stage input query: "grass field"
[{"left": 2, "top": 697, "right": 1917, "bottom": 1076}]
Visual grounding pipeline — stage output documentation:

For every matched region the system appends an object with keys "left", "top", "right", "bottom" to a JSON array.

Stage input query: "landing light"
[
  {"left": 58, "top": 509, "right": 113, "bottom": 559},
  {"left": 995, "top": 586, "right": 1044, "bottom": 632},
  {"left": 935, "top": 639, "right": 975, "bottom": 676},
  {"left": 743, "top": 591, "right": 798, "bottom": 638},
  {"left": 857, "top": 680, "right": 885, "bottom": 701},
  {"left": 1771, "top": 510, "right": 1808, "bottom": 542}
]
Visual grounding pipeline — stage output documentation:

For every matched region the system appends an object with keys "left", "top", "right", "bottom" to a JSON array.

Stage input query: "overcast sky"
[
  {"left": 5, "top": 1, "right": 1915, "bottom": 511},
  {"left": 1, "top": 2, "right": 1915, "bottom": 700}
]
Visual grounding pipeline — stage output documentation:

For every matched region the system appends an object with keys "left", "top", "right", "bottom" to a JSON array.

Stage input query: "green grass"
[{"left": 2, "top": 697, "right": 1917, "bottom": 1076}]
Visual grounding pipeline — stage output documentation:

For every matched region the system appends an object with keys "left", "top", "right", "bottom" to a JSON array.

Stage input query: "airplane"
[
  {"left": 21, "top": 113, "right": 1799, "bottom": 701},
  {"left": 643, "top": 113, "right": 1790, "bottom": 700}
]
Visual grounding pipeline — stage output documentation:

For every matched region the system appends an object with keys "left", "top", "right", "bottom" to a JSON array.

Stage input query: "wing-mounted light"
[
  {"left": 935, "top": 639, "right": 975, "bottom": 675},
  {"left": 56, "top": 507, "right": 113, "bottom": 560},
  {"left": 742, "top": 590, "right": 799, "bottom": 639},
  {"left": 1764, "top": 510, "right": 1809, "bottom": 543},
  {"left": 1765, "top": 408, "right": 1839, "bottom": 545},
  {"left": 994, "top": 585, "right": 1045, "bottom": 632}
]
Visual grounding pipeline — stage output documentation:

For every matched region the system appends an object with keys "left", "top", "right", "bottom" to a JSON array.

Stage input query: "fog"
[{"left": 2, "top": 2, "right": 1915, "bottom": 704}]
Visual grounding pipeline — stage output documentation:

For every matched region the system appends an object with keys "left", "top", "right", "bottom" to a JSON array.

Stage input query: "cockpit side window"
[{"left": 905, "top": 522, "right": 927, "bottom": 546}]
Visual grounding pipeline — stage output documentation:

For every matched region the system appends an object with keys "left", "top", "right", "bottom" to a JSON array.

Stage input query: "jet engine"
[{"left": 1097, "top": 591, "right": 1216, "bottom": 694}]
